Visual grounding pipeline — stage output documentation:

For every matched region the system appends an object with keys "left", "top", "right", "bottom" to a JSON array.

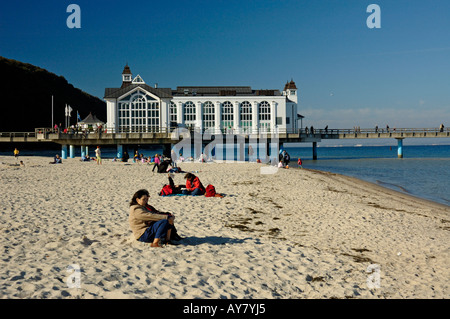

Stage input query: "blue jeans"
[
  {"left": 182, "top": 188, "right": 203, "bottom": 196},
  {"left": 138, "top": 219, "right": 171, "bottom": 243}
]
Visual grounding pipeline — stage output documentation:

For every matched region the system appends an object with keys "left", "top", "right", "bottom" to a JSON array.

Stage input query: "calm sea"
[
  {"left": 284, "top": 144, "right": 450, "bottom": 207},
  {"left": 1, "top": 143, "right": 449, "bottom": 206}
]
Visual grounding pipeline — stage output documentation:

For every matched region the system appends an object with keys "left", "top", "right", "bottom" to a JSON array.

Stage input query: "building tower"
[
  {"left": 283, "top": 79, "right": 298, "bottom": 103},
  {"left": 121, "top": 64, "right": 132, "bottom": 88}
]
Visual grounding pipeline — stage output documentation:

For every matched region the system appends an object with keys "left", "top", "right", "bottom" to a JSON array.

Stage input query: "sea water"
[
  {"left": 2, "top": 144, "right": 449, "bottom": 206},
  {"left": 285, "top": 145, "right": 450, "bottom": 207}
]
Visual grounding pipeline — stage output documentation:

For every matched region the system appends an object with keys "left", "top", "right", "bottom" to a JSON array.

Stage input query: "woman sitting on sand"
[
  {"left": 182, "top": 172, "right": 205, "bottom": 196},
  {"left": 129, "top": 189, "right": 178, "bottom": 247}
]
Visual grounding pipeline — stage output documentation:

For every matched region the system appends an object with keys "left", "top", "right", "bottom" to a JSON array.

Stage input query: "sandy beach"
[{"left": 0, "top": 155, "right": 449, "bottom": 299}]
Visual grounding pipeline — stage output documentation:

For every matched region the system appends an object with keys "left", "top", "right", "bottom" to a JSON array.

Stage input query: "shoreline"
[
  {"left": 1, "top": 156, "right": 449, "bottom": 299},
  {"left": 304, "top": 168, "right": 450, "bottom": 211},
  {"left": 1, "top": 154, "right": 449, "bottom": 208}
]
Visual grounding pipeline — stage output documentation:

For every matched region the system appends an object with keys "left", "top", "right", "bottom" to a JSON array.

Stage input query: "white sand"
[{"left": 0, "top": 156, "right": 449, "bottom": 299}]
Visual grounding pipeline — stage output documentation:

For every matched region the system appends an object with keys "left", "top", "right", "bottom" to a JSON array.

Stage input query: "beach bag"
[
  {"left": 159, "top": 184, "right": 173, "bottom": 196},
  {"left": 205, "top": 184, "right": 216, "bottom": 197}
]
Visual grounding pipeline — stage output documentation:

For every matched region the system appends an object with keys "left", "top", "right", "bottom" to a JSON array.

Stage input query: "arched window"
[
  {"left": 240, "top": 101, "right": 252, "bottom": 133},
  {"left": 184, "top": 101, "right": 196, "bottom": 128},
  {"left": 203, "top": 101, "right": 215, "bottom": 130},
  {"left": 221, "top": 101, "right": 233, "bottom": 132},
  {"left": 259, "top": 101, "right": 271, "bottom": 132},
  {"left": 130, "top": 94, "right": 147, "bottom": 132},
  {"left": 118, "top": 91, "right": 160, "bottom": 133}
]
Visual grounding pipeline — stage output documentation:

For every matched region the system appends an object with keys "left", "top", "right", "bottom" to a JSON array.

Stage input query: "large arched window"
[
  {"left": 221, "top": 101, "right": 233, "bottom": 132},
  {"left": 203, "top": 101, "right": 215, "bottom": 130},
  {"left": 130, "top": 94, "right": 147, "bottom": 132},
  {"left": 118, "top": 91, "right": 160, "bottom": 133},
  {"left": 259, "top": 101, "right": 271, "bottom": 132},
  {"left": 240, "top": 101, "right": 252, "bottom": 133},
  {"left": 183, "top": 101, "right": 196, "bottom": 128}
]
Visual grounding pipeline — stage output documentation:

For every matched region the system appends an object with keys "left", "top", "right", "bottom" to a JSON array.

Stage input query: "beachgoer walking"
[
  {"left": 129, "top": 189, "right": 177, "bottom": 247},
  {"left": 95, "top": 146, "right": 102, "bottom": 165},
  {"left": 298, "top": 158, "right": 303, "bottom": 168},
  {"left": 122, "top": 151, "right": 129, "bottom": 162}
]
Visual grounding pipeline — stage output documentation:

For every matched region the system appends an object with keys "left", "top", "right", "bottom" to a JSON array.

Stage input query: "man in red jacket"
[{"left": 182, "top": 173, "right": 205, "bottom": 196}]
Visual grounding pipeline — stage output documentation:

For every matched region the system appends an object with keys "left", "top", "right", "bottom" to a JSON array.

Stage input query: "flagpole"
[{"left": 51, "top": 95, "right": 54, "bottom": 128}]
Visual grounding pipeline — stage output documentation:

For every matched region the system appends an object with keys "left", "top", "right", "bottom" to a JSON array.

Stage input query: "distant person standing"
[
  {"left": 95, "top": 146, "right": 102, "bottom": 165},
  {"left": 283, "top": 151, "right": 290, "bottom": 167},
  {"left": 297, "top": 158, "right": 303, "bottom": 169},
  {"left": 440, "top": 123, "right": 444, "bottom": 132},
  {"left": 171, "top": 149, "right": 177, "bottom": 167},
  {"left": 13, "top": 148, "right": 19, "bottom": 162}
]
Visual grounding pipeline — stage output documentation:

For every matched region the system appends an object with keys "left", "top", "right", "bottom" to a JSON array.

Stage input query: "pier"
[{"left": 0, "top": 127, "right": 448, "bottom": 160}]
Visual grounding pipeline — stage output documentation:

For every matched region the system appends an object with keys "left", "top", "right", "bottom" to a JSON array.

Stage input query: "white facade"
[{"left": 104, "top": 66, "right": 300, "bottom": 134}]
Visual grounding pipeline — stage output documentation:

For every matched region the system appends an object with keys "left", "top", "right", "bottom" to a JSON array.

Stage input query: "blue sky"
[{"left": 1, "top": 0, "right": 449, "bottom": 131}]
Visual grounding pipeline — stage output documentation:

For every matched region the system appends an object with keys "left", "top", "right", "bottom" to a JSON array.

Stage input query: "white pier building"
[{"left": 104, "top": 65, "right": 301, "bottom": 134}]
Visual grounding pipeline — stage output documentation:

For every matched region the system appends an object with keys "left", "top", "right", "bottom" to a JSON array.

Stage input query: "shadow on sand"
[{"left": 177, "top": 236, "right": 259, "bottom": 246}]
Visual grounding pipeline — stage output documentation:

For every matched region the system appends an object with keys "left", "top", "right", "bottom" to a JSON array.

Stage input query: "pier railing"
[
  {"left": 0, "top": 127, "right": 448, "bottom": 143},
  {"left": 31, "top": 126, "right": 450, "bottom": 137}
]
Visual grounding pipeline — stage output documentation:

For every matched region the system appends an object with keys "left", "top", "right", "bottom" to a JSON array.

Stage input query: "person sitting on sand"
[
  {"left": 129, "top": 189, "right": 178, "bottom": 247},
  {"left": 159, "top": 174, "right": 184, "bottom": 196},
  {"left": 182, "top": 172, "right": 205, "bottom": 196},
  {"left": 49, "top": 154, "right": 62, "bottom": 164},
  {"left": 153, "top": 158, "right": 172, "bottom": 173}
]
